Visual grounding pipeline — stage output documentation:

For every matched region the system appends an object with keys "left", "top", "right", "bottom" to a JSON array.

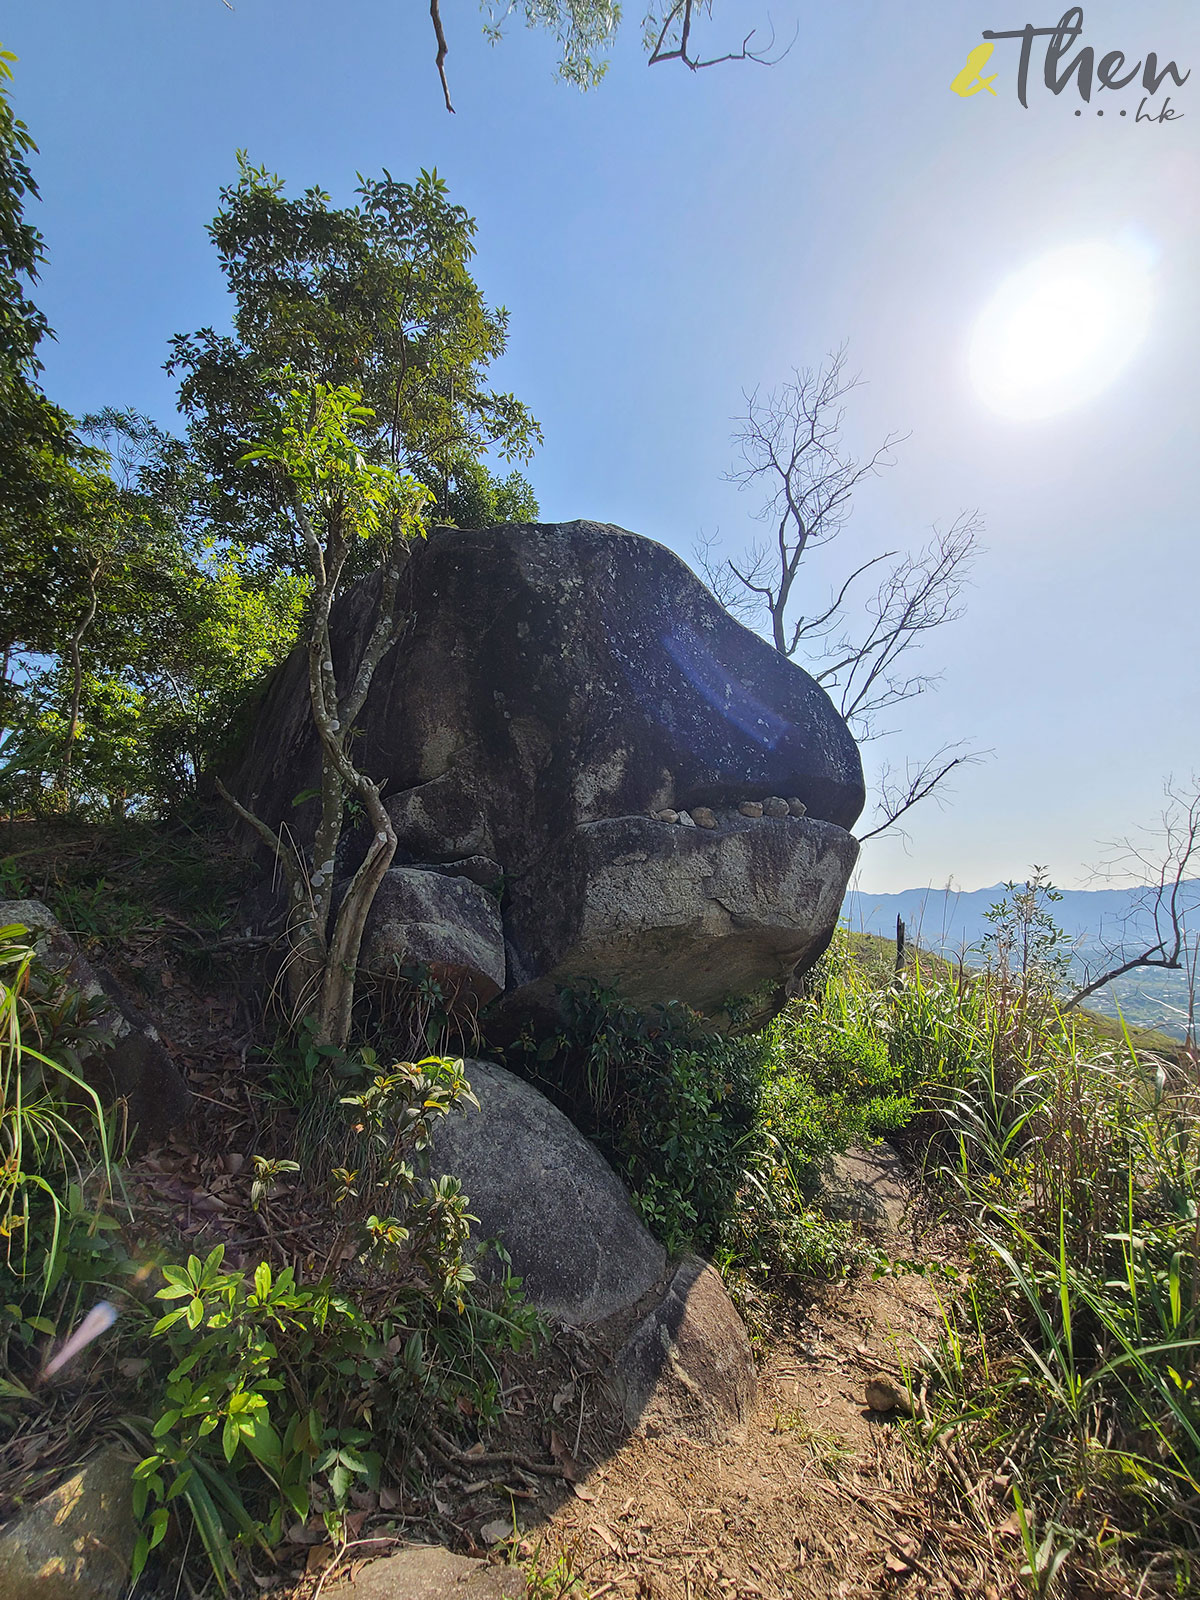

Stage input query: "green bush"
[
  {"left": 0, "top": 920, "right": 115, "bottom": 1299},
  {"left": 503, "top": 984, "right": 768, "bottom": 1255},
  {"left": 502, "top": 982, "right": 866, "bottom": 1295},
  {"left": 127, "top": 1055, "right": 541, "bottom": 1590},
  {"left": 0, "top": 952, "right": 541, "bottom": 1592}
]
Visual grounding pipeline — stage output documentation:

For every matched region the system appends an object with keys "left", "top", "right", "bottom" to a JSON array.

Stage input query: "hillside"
[{"left": 844, "top": 880, "right": 1199, "bottom": 1038}]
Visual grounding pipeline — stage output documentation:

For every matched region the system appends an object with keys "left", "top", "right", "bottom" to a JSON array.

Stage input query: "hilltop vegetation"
[{"left": 846, "top": 879, "right": 1200, "bottom": 1040}]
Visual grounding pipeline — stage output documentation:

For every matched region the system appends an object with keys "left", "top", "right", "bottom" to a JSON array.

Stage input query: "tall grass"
[
  {"left": 790, "top": 924, "right": 1200, "bottom": 1588},
  {"left": 0, "top": 921, "right": 115, "bottom": 1301}
]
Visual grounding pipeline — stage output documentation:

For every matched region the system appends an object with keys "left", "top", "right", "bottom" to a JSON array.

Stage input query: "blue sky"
[{"left": 5, "top": 1, "right": 1197, "bottom": 892}]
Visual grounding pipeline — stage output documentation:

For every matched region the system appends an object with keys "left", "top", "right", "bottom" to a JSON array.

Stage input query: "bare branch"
[
  {"left": 429, "top": 0, "right": 455, "bottom": 113},
  {"left": 790, "top": 549, "right": 895, "bottom": 658},
  {"left": 1063, "top": 775, "right": 1200, "bottom": 1010},
  {"left": 825, "top": 513, "right": 982, "bottom": 737},
  {"left": 692, "top": 529, "right": 761, "bottom": 621},
  {"left": 647, "top": 1, "right": 793, "bottom": 71},
  {"left": 857, "top": 745, "right": 986, "bottom": 844}
]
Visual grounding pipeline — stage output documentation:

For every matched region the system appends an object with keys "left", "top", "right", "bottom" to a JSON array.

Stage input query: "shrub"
[
  {"left": 502, "top": 981, "right": 866, "bottom": 1298},
  {"left": 126, "top": 1055, "right": 541, "bottom": 1589}
]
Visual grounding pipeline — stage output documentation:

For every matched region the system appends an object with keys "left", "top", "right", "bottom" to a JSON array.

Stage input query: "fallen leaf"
[
  {"left": 549, "top": 1427, "right": 581, "bottom": 1482},
  {"left": 479, "top": 1517, "right": 516, "bottom": 1545},
  {"left": 305, "top": 1543, "right": 333, "bottom": 1574},
  {"left": 572, "top": 1483, "right": 598, "bottom": 1502},
  {"left": 589, "top": 1521, "right": 621, "bottom": 1555},
  {"left": 285, "top": 1521, "right": 325, "bottom": 1547},
  {"left": 552, "top": 1379, "right": 576, "bottom": 1414}
]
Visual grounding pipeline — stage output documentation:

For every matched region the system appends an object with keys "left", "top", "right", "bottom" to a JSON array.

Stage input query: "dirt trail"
[{"left": 514, "top": 1149, "right": 1011, "bottom": 1600}]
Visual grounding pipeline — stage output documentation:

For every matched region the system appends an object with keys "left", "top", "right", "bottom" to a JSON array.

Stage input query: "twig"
[{"left": 427, "top": 1426, "right": 566, "bottom": 1479}]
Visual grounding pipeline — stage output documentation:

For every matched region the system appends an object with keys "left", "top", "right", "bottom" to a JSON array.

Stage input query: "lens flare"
[{"left": 969, "top": 239, "right": 1156, "bottom": 421}]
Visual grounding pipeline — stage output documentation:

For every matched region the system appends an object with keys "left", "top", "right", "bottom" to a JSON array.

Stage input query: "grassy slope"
[{"left": 841, "top": 927, "right": 1186, "bottom": 1059}]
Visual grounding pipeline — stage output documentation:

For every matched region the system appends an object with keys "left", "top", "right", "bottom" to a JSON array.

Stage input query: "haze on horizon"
[{"left": 3, "top": 0, "right": 1197, "bottom": 895}]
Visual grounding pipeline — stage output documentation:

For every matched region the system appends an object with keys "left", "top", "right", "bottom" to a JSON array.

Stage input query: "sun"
[{"left": 968, "top": 239, "right": 1156, "bottom": 421}]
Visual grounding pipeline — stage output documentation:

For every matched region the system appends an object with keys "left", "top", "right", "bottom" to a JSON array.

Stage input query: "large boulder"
[
  {"left": 429, "top": 1060, "right": 666, "bottom": 1326},
  {"left": 227, "top": 522, "right": 863, "bottom": 1030},
  {"left": 499, "top": 810, "right": 857, "bottom": 1029}
]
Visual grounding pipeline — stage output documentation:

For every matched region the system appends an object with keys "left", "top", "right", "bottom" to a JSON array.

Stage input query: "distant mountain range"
[{"left": 842, "top": 881, "right": 1200, "bottom": 1039}]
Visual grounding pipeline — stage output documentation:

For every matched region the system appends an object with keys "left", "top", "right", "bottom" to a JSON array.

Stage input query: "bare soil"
[{"left": 447, "top": 1151, "right": 1018, "bottom": 1600}]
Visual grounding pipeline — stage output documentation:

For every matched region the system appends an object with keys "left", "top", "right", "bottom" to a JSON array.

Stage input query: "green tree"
[
  {"left": 1, "top": 412, "right": 306, "bottom": 819},
  {"left": 0, "top": 45, "right": 88, "bottom": 718},
  {"left": 0, "top": 62, "right": 311, "bottom": 820},
  {"left": 438, "top": 457, "right": 539, "bottom": 529},
  {"left": 168, "top": 160, "right": 540, "bottom": 552},
  {"left": 217, "top": 377, "right": 431, "bottom": 1048},
  {"left": 0, "top": 48, "right": 72, "bottom": 500}
]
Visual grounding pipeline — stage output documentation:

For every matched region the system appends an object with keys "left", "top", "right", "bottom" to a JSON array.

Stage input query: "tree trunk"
[{"left": 58, "top": 568, "right": 100, "bottom": 803}]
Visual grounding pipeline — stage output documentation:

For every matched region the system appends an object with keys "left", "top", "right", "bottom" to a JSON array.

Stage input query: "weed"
[{"left": 518, "top": 1534, "right": 591, "bottom": 1598}]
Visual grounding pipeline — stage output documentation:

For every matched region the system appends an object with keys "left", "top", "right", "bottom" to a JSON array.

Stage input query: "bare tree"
[
  {"left": 1064, "top": 777, "right": 1200, "bottom": 1012},
  {"left": 698, "top": 348, "right": 985, "bottom": 839},
  {"left": 709, "top": 349, "right": 905, "bottom": 658}
]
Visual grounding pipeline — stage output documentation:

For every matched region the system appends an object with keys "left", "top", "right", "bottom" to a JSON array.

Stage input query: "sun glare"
[{"left": 969, "top": 239, "right": 1155, "bottom": 421}]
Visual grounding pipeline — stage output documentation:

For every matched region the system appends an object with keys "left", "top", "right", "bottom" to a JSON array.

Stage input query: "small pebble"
[
  {"left": 787, "top": 797, "right": 807, "bottom": 818},
  {"left": 691, "top": 806, "right": 718, "bottom": 829},
  {"left": 656, "top": 809, "right": 679, "bottom": 824},
  {"left": 677, "top": 811, "right": 696, "bottom": 827},
  {"left": 763, "top": 796, "right": 789, "bottom": 818},
  {"left": 738, "top": 800, "right": 763, "bottom": 818}
]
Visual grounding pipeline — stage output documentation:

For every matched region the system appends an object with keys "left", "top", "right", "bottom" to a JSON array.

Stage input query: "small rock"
[
  {"left": 677, "top": 811, "right": 696, "bottom": 827},
  {"left": 738, "top": 801, "right": 763, "bottom": 818},
  {"left": 331, "top": 1545, "right": 526, "bottom": 1598},
  {"left": 787, "top": 796, "right": 808, "bottom": 817},
  {"left": 656, "top": 809, "right": 679, "bottom": 824},
  {"left": 691, "top": 806, "right": 718, "bottom": 829},
  {"left": 763, "top": 796, "right": 789, "bottom": 818},
  {"left": 864, "top": 1372, "right": 911, "bottom": 1415},
  {"left": 0, "top": 1448, "right": 136, "bottom": 1600}
]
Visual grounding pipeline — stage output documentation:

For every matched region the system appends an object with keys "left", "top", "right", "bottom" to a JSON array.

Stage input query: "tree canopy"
[
  {"left": 0, "top": 58, "right": 539, "bottom": 820},
  {"left": 168, "top": 159, "right": 541, "bottom": 550}
]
